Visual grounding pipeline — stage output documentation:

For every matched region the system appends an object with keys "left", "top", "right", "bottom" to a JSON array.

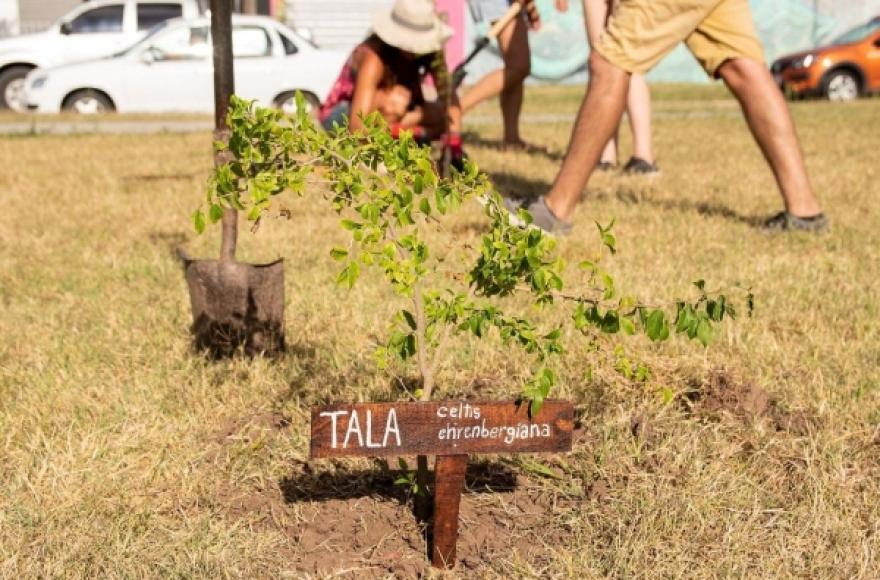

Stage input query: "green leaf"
[
  {"left": 707, "top": 297, "right": 726, "bottom": 322},
  {"left": 696, "top": 318, "right": 713, "bottom": 346},
  {"left": 192, "top": 209, "right": 206, "bottom": 234},
  {"left": 519, "top": 458, "right": 562, "bottom": 480},
  {"left": 578, "top": 260, "right": 596, "bottom": 272},
  {"left": 208, "top": 203, "right": 224, "bottom": 223},
  {"left": 329, "top": 248, "right": 348, "bottom": 261},
  {"left": 402, "top": 310, "right": 417, "bottom": 330},
  {"left": 336, "top": 261, "right": 360, "bottom": 289},
  {"left": 529, "top": 395, "right": 544, "bottom": 417},
  {"left": 646, "top": 310, "right": 670, "bottom": 342},
  {"left": 620, "top": 316, "right": 636, "bottom": 335}
]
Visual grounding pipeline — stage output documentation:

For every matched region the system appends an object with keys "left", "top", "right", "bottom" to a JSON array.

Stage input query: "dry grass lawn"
[{"left": 1, "top": 86, "right": 878, "bottom": 578}]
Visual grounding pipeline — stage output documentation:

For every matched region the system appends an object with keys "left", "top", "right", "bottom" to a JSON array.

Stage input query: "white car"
[
  {"left": 24, "top": 15, "right": 348, "bottom": 115},
  {"left": 0, "top": 0, "right": 201, "bottom": 111}
]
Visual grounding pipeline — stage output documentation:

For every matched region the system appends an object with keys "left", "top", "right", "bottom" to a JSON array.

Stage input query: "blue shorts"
[{"left": 322, "top": 101, "right": 350, "bottom": 131}]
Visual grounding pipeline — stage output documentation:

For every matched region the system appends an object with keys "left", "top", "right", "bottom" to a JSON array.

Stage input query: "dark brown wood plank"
[
  {"left": 310, "top": 400, "right": 573, "bottom": 459},
  {"left": 431, "top": 454, "right": 468, "bottom": 569}
]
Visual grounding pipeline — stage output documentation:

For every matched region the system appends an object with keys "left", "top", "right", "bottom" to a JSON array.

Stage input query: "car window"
[
  {"left": 68, "top": 5, "right": 124, "bottom": 34},
  {"left": 137, "top": 3, "right": 183, "bottom": 31},
  {"left": 832, "top": 19, "right": 880, "bottom": 45},
  {"left": 151, "top": 26, "right": 210, "bottom": 61},
  {"left": 232, "top": 26, "right": 273, "bottom": 58},
  {"left": 279, "top": 33, "right": 298, "bottom": 56}
]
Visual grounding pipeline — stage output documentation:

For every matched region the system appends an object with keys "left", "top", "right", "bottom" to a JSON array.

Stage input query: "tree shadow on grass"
[
  {"left": 653, "top": 198, "right": 763, "bottom": 227},
  {"left": 463, "top": 132, "right": 566, "bottom": 163},
  {"left": 484, "top": 171, "right": 550, "bottom": 201},
  {"left": 484, "top": 170, "right": 762, "bottom": 228}
]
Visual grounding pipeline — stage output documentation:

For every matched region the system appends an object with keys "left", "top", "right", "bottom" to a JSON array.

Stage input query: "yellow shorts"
[{"left": 595, "top": 0, "right": 765, "bottom": 78}]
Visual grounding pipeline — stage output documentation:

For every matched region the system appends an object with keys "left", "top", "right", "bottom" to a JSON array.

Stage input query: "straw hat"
[{"left": 372, "top": 0, "right": 453, "bottom": 55}]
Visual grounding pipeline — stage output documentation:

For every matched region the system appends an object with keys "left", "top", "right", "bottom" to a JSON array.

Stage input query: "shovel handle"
[
  {"left": 211, "top": 0, "right": 238, "bottom": 263},
  {"left": 487, "top": 2, "right": 523, "bottom": 39},
  {"left": 452, "top": 3, "right": 523, "bottom": 89}
]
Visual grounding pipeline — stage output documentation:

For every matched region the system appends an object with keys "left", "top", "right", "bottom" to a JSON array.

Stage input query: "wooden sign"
[
  {"left": 309, "top": 399, "right": 574, "bottom": 569},
  {"left": 310, "top": 400, "right": 573, "bottom": 458}
]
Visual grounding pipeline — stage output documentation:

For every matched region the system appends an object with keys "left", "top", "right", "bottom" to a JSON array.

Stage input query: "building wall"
[
  {"left": 18, "top": 0, "right": 79, "bottom": 33},
  {"left": 285, "top": 0, "right": 880, "bottom": 83},
  {"left": 287, "top": 0, "right": 390, "bottom": 49}
]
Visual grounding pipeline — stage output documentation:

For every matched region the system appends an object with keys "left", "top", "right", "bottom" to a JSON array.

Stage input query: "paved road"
[{"left": 0, "top": 108, "right": 739, "bottom": 136}]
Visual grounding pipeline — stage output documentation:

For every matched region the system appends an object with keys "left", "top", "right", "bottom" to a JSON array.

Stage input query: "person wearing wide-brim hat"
[{"left": 319, "top": 0, "right": 462, "bottom": 158}]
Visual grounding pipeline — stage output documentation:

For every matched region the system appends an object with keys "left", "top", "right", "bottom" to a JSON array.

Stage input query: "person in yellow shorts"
[{"left": 508, "top": 0, "right": 827, "bottom": 234}]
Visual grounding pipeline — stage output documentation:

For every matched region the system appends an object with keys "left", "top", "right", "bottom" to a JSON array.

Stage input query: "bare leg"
[
  {"left": 545, "top": 52, "right": 630, "bottom": 220},
  {"left": 718, "top": 58, "right": 821, "bottom": 216},
  {"left": 627, "top": 73, "right": 654, "bottom": 162},
  {"left": 497, "top": 17, "right": 530, "bottom": 144},
  {"left": 460, "top": 16, "right": 530, "bottom": 143},
  {"left": 600, "top": 132, "right": 618, "bottom": 165},
  {"left": 585, "top": 0, "right": 618, "bottom": 165}
]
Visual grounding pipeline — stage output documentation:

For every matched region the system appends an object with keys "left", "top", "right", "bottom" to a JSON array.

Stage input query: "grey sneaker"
[
  {"left": 504, "top": 196, "right": 573, "bottom": 236},
  {"left": 596, "top": 161, "right": 617, "bottom": 172},
  {"left": 622, "top": 157, "right": 660, "bottom": 176},
  {"left": 763, "top": 211, "right": 829, "bottom": 233}
]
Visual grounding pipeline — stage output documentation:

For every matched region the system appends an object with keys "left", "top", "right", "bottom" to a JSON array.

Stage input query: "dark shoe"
[
  {"left": 763, "top": 211, "right": 829, "bottom": 233},
  {"left": 596, "top": 161, "right": 617, "bottom": 172},
  {"left": 622, "top": 157, "right": 660, "bottom": 176},
  {"left": 504, "top": 195, "right": 572, "bottom": 236}
]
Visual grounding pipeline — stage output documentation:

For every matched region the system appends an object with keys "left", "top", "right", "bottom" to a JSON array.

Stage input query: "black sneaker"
[
  {"left": 763, "top": 211, "right": 829, "bottom": 233},
  {"left": 596, "top": 161, "right": 617, "bottom": 172},
  {"left": 622, "top": 157, "right": 660, "bottom": 176}
]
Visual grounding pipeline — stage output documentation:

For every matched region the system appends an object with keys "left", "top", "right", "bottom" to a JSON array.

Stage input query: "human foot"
[
  {"left": 762, "top": 211, "right": 829, "bottom": 233},
  {"left": 503, "top": 196, "right": 573, "bottom": 236},
  {"left": 622, "top": 156, "right": 660, "bottom": 176}
]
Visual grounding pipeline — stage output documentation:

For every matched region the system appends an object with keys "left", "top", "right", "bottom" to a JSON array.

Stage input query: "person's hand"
[
  {"left": 518, "top": 0, "right": 542, "bottom": 31},
  {"left": 555, "top": 0, "right": 570, "bottom": 12}
]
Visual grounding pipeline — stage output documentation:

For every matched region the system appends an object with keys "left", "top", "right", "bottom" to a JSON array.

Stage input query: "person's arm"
[{"left": 349, "top": 50, "right": 385, "bottom": 132}]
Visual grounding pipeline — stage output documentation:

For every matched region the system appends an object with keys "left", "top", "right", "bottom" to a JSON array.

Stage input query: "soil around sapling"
[{"left": 213, "top": 422, "right": 580, "bottom": 578}]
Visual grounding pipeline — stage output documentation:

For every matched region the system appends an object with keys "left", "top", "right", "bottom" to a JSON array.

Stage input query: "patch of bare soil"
[
  {"left": 683, "top": 369, "right": 821, "bottom": 435},
  {"left": 293, "top": 496, "right": 428, "bottom": 578},
  {"left": 219, "top": 458, "right": 577, "bottom": 577}
]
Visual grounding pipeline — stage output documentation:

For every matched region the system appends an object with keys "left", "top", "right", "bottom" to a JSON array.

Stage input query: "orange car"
[{"left": 771, "top": 16, "right": 880, "bottom": 101}]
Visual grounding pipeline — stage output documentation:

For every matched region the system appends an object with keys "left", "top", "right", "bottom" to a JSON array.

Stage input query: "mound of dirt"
[
  {"left": 683, "top": 370, "right": 821, "bottom": 435},
  {"left": 685, "top": 370, "right": 770, "bottom": 418},
  {"left": 220, "top": 459, "right": 578, "bottom": 578}
]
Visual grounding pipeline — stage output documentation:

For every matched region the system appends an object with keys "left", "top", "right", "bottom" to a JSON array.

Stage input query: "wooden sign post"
[{"left": 310, "top": 400, "right": 574, "bottom": 568}]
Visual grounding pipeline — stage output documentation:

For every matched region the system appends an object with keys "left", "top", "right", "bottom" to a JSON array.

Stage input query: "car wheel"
[
  {"left": 273, "top": 91, "right": 319, "bottom": 118},
  {"left": 0, "top": 65, "right": 34, "bottom": 112},
  {"left": 62, "top": 90, "right": 115, "bottom": 114},
  {"left": 823, "top": 70, "right": 860, "bottom": 102}
]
